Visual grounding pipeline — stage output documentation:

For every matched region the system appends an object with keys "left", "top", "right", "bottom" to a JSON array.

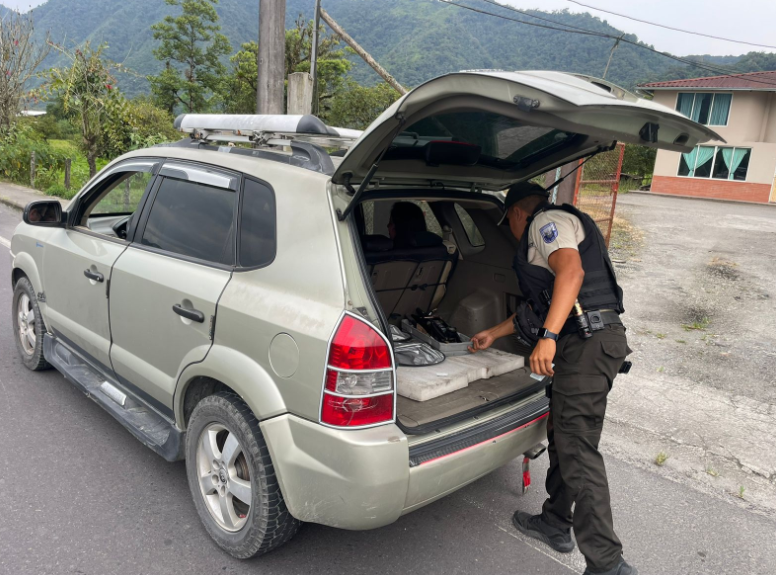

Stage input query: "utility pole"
[
  {"left": 257, "top": 0, "right": 286, "bottom": 114},
  {"left": 320, "top": 8, "right": 407, "bottom": 96},
  {"left": 310, "top": 0, "right": 322, "bottom": 114}
]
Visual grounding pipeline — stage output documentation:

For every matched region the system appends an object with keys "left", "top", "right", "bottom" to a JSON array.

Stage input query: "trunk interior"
[{"left": 355, "top": 192, "right": 547, "bottom": 433}]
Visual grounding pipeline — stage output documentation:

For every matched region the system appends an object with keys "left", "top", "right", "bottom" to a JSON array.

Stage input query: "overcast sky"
[
  {"left": 5, "top": 0, "right": 776, "bottom": 57},
  {"left": 497, "top": 0, "right": 775, "bottom": 56}
]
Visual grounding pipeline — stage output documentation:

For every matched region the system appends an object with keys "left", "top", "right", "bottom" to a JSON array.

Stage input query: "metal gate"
[{"left": 573, "top": 144, "right": 625, "bottom": 247}]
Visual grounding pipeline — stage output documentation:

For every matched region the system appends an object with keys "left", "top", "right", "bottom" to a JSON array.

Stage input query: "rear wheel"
[
  {"left": 12, "top": 277, "right": 50, "bottom": 371},
  {"left": 185, "top": 392, "right": 300, "bottom": 558}
]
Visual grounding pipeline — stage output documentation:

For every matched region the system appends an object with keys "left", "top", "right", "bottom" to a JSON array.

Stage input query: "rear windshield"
[{"left": 393, "top": 112, "right": 578, "bottom": 168}]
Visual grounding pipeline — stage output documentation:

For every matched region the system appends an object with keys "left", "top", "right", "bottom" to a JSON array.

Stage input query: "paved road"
[{"left": 1, "top": 202, "right": 776, "bottom": 575}]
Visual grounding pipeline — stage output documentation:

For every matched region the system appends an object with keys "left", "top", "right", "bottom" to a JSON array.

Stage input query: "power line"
[
  {"left": 462, "top": 0, "right": 776, "bottom": 84},
  {"left": 476, "top": 0, "right": 603, "bottom": 34},
  {"left": 564, "top": 0, "right": 776, "bottom": 50},
  {"left": 435, "top": 0, "right": 776, "bottom": 88}
]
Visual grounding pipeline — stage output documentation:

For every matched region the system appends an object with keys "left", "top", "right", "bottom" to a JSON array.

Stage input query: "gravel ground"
[{"left": 611, "top": 193, "right": 776, "bottom": 404}]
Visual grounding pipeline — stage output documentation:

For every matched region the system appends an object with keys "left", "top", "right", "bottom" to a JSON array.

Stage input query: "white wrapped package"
[{"left": 397, "top": 349, "right": 525, "bottom": 402}]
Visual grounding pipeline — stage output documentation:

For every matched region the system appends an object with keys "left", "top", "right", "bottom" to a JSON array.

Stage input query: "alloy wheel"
[
  {"left": 196, "top": 423, "right": 252, "bottom": 532},
  {"left": 17, "top": 294, "right": 36, "bottom": 356}
]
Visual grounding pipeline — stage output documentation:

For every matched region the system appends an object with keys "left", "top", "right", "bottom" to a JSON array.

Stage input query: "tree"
[
  {"left": 217, "top": 41, "right": 259, "bottom": 114},
  {"left": 327, "top": 81, "right": 399, "bottom": 130},
  {"left": 217, "top": 16, "right": 351, "bottom": 118},
  {"left": 0, "top": 10, "right": 50, "bottom": 133},
  {"left": 285, "top": 15, "right": 351, "bottom": 119},
  {"left": 103, "top": 94, "right": 181, "bottom": 158},
  {"left": 38, "top": 42, "right": 117, "bottom": 177},
  {"left": 149, "top": 0, "right": 231, "bottom": 113},
  {"left": 622, "top": 145, "right": 657, "bottom": 176}
]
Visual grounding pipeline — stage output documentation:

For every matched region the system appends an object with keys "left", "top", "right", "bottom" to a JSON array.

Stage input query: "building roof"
[{"left": 639, "top": 70, "right": 776, "bottom": 91}]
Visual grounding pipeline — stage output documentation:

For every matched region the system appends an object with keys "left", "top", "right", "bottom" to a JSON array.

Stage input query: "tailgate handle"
[
  {"left": 83, "top": 269, "right": 104, "bottom": 283},
  {"left": 173, "top": 304, "right": 205, "bottom": 323}
]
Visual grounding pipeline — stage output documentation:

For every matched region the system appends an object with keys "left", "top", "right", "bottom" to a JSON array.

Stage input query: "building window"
[
  {"left": 677, "top": 146, "right": 750, "bottom": 181},
  {"left": 675, "top": 92, "right": 732, "bottom": 126}
]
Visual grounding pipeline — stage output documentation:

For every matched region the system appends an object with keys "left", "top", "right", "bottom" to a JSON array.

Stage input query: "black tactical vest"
[{"left": 512, "top": 203, "right": 624, "bottom": 319}]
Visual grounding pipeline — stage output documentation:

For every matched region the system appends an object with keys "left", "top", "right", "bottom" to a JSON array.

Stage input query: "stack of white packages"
[{"left": 397, "top": 349, "right": 524, "bottom": 402}]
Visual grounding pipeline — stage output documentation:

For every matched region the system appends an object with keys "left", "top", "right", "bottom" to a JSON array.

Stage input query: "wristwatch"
[{"left": 537, "top": 328, "right": 559, "bottom": 342}]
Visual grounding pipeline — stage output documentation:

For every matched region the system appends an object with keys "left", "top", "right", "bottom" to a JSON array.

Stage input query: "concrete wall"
[{"left": 650, "top": 89, "right": 776, "bottom": 203}]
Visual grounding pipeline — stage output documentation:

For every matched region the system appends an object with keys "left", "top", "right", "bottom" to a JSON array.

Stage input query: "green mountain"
[{"left": 15, "top": 0, "right": 776, "bottom": 97}]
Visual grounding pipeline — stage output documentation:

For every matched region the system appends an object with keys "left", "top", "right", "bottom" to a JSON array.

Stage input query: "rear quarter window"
[
  {"left": 238, "top": 178, "right": 276, "bottom": 268},
  {"left": 454, "top": 203, "right": 485, "bottom": 247}
]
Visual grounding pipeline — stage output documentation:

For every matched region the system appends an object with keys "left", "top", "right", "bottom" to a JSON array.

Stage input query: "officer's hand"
[
  {"left": 530, "top": 339, "right": 556, "bottom": 376},
  {"left": 468, "top": 330, "right": 495, "bottom": 353}
]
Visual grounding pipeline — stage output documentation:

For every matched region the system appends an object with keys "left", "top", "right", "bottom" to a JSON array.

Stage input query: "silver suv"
[{"left": 10, "top": 72, "right": 716, "bottom": 558}]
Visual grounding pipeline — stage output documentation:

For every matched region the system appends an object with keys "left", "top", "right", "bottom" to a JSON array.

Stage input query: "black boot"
[
  {"left": 512, "top": 511, "right": 575, "bottom": 553},
  {"left": 582, "top": 557, "right": 638, "bottom": 575}
]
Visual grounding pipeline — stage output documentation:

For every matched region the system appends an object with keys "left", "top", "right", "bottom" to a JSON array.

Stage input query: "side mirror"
[{"left": 23, "top": 200, "right": 66, "bottom": 227}]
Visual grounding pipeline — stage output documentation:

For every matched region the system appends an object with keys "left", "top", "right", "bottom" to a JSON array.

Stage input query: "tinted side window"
[
  {"left": 454, "top": 203, "right": 485, "bottom": 247},
  {"left": 239, "top": 178, "right": 276, "bottom": 268},
  {"left": 141, "top": 178, "right": 236, "bottom": 265},
  {"left": 365, "top": 200, "right": 443, "bottom": 238}
]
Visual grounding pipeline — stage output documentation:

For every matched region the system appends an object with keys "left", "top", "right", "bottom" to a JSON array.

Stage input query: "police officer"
[{"left": 469, "top": 182, "right": 636, "bottom": 575}]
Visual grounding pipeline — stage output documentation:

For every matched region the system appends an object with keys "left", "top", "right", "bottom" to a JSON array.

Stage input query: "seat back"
[{"left": 364, "top": 233, "right": 457, "bottom": 321}]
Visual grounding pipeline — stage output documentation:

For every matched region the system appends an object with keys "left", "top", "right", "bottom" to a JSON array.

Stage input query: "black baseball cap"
[{"left": 498, "top": 181, "right": 549, "bottom": 225}]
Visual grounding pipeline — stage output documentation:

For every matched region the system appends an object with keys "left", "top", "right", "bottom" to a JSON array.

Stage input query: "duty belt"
[{"left": 560, "top": 309, "right": 622, "bottom": 337}]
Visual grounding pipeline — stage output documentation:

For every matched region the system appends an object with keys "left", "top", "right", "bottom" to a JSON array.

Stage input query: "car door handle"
[
  {"left": 84, "top": 269, "right": 104, "bottom": 283},
  {"left": 172, "top": 304, "right": 205, "bottom": 323}
]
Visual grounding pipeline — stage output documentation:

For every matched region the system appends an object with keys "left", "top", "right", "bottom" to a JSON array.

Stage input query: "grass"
[
  {"left": 706, "top": 467, "right": 719, "bottom": 477},
  {"left": 656, "top": 333, "right": 666, "bottom": 339},
  {"left": 675, "top": 339, "right": 687, "bottom": 344},
  {"left": 608, "top": 214, "right": 644, "bottom": 257},
  {"left": 654, "top": 452, "right": 669, "bottom": 466},
  {"left": 683, "top": 317, "right": 711, "bottom": 331},
  {"left": 736, "top": 486, "right": 745, "bottom": 499}
]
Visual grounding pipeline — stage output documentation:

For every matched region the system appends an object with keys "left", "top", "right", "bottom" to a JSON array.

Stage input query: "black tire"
[
  {"left": 185, "top": 392, "right": 300, "bottom": 559},
  {"left": 12, "top": 276, "right": 50, "bottom": 371}
]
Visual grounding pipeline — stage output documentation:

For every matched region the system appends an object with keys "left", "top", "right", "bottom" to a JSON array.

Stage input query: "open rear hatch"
[
  {"left": 338, "top": 71, "right": 722, "bottom": 432},
  {"left": 334, "top": 70, "right": 722, "bottom": 214}
]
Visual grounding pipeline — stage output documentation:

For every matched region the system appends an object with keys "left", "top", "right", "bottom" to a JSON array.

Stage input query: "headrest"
[
  {"left": 409, "top": 231, "right": 444, "bottom": 248},
  {"left": 363, "top": 234, "right": 393, "bottom": 252}
]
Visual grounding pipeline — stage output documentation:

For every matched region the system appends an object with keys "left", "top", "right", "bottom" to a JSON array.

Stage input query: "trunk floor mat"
[{"left": 397, "top": 366, "right": 538, "bottom": 428}]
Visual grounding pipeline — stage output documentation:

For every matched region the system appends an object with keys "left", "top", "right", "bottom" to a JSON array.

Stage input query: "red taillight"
[
  {"left": 328, "top": 315, "right": 391, "bottom": 370},
  {"left": 321, "top": 314, "right": 394, "bottom": 428},
  {"left": 321, "top": 393, "right": 394, "bottom": 427}
]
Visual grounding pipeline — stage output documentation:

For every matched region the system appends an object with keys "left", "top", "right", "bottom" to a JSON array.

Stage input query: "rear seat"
[{"left": 364, "top": 232, "right": 458, "bottom": 321}]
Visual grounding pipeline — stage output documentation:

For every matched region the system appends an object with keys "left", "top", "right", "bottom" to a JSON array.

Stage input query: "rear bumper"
[{"left": 260, "top": 398, "right": 548, "bottom": 530}]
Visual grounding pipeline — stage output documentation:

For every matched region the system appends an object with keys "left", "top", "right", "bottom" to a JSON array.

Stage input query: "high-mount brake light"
[{"left": 321, "top": 314, "right": 395, "bottom": 428}]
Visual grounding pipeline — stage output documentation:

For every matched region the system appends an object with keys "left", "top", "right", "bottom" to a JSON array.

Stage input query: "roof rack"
[
  {"left": 158, "top": 138, "right": 337, "bottom": 176},
  {"left": 173, "top": 114, "right": 362, "bottom": 150}
]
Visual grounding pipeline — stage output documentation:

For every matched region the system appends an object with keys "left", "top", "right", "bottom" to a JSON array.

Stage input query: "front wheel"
[
  {"left": 185, "top": 392, "right": 300, "bottom": 558},
  {"left": 12, "top": 276, "right": 50, "bottom": 371}
]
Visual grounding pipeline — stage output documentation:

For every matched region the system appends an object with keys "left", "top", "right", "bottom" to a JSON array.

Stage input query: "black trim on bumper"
[{"left": 408, "top": 396, "right": 550, "bottom": 467}]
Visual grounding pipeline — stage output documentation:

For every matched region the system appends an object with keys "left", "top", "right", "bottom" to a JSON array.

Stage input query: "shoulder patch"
[{"left": 539, "top": 222, "right": 558, "bottom": 244}]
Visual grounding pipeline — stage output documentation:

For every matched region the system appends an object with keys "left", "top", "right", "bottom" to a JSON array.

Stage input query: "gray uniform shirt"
[{"left": 527, "top": 210, "right": 586, "bottom": 275}]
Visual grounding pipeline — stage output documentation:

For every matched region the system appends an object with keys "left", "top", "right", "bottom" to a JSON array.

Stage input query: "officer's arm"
[
  {"left": 546, "top": 248, "right": 585, "bottom": 333},
  {"left": 529, "top": 248, "right": 585, "bottom": 376}
]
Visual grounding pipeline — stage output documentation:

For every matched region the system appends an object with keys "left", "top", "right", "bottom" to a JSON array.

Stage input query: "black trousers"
[{"left": 540, "top": 325, "right": 630, "bottom": 572}]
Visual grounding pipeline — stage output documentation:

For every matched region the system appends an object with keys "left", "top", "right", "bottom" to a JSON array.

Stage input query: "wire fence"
[{"left": 573, "top": 144, "right": 626, "bottom": 246}]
